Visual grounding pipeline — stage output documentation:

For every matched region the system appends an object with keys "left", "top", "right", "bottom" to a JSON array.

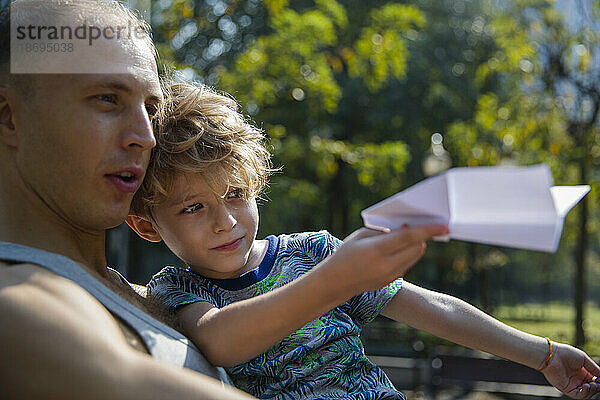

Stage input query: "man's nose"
[{"left": 122, "top": 104, "right": 156, "bottom": 151}]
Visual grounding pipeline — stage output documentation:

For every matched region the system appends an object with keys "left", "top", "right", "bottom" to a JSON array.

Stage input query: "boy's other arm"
[
  {"left": 177, "top": 225, "right": 448, "bottom": 367},
  {"left": 381, "top": 282, "right": 600, "bottom": 399},
  {"left": 0, "top": 263, "right": 255, "bottom": 400}
]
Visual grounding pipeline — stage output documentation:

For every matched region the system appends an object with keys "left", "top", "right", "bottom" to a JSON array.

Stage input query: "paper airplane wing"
[
  {"left": 361, "top": 174, "right": 450, "bottom": 230},
  {"left": 550, "top": 185, "right": 591, "bottom": 218}
]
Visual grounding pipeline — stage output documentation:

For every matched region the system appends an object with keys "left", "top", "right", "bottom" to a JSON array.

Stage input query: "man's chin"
[
  {"left": 101, "top": 204, "right": 134, "bottom": 230},
  {"left": 106, "top": 217, "right": 129, "bottom": 230}
]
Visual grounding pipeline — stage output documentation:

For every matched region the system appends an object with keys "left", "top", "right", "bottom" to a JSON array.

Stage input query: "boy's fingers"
[
  {"left": 583, "top": 356, "right": 600, "bottom": 377},
  {"left": 373, "top": 224, "right": 448, "bottom": 253},
  {"left": 388, "top": 241, "right": 427, "bottom": 274}
]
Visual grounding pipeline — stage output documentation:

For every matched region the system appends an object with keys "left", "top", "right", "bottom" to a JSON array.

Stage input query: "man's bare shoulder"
[
  {"left": 0, "top": 260, "right": 76, "bottom": 295},
  {"left": 0, "top": 259, "right": 61, "bottom": 285},
  {"left": 0, "top": 261, "right": 125, "bottom": 337}
]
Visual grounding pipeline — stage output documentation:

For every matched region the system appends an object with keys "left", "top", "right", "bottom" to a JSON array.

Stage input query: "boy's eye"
[
  {"left": 227, "top": 188, "right": 244, "bottom": 199},
  {"left": 181, "top": 203, "right": 204, "bottom": 214}
]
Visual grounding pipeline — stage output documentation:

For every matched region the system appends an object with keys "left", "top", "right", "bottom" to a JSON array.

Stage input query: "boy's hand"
[
  {"left": 335, "top": 225, "right": 448, "bottom": 293},
  {"left": 542, "top": 342, "right": 600, "bottom": 399}
]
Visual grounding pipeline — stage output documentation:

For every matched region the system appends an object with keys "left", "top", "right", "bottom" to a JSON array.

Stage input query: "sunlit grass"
[
  {"left": 364, "top": 302, "right": 600, "bottom": 358},
  {"left": 493, "top": 302, "right": 600, "bottom": 357}
]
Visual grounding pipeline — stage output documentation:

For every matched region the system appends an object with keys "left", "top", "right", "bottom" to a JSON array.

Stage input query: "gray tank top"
[{"left": 0, "top": 241, "right": 231, "bottom": 384}]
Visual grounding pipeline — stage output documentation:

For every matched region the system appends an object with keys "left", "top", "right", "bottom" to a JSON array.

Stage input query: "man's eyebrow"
[
  {"left": 86, "top": 80, "right": 162, "bottom": 102},
  {"left": 89, "top": 80, "right": 131, "bottom": 93}
]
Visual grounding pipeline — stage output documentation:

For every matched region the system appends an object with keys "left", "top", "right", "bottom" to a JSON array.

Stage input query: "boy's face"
[{"left": 147, "top": 172, "right": 262, "bottom": 279}]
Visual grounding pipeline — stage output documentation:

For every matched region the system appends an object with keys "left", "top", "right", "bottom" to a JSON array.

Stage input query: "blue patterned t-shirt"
[{"left": 147, "top": 231, "right": 404, "bottom": 400}]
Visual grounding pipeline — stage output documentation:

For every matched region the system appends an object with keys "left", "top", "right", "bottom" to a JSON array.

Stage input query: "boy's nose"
[{"left": 213, "top": 208, "right": 237, "bottom": 233}]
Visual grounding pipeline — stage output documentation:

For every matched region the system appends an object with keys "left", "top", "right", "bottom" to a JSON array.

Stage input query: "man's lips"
[
  {"left": 105, "top": 166, "right": 145, "bottom": 193},
  {"left": 212, "top": 237, "right": 244, "bottom": 251}
]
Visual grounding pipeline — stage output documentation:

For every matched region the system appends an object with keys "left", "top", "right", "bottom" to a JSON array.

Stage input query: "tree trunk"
[
  {"left": 327, "top": 159, "right": 348, "bottom": 235},
  {"left": 327, "top": 170, "right": 339, "bottom": 233},
  {"left": 436, "top": 248, "right": 445, "bottom": 292},
  {"left": 575, "top": 157, "right": 589, "bottom": 346},
  {"left": 480, "top": 264, "right": 489, "bottom": 313},
  {"left": 467, "top": 242, "right": 487, "bottom": 309}
]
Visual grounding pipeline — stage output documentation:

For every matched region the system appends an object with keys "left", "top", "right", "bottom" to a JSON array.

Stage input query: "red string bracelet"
[{"left": 537, "top": 337, "right": 552, "bottom": 372}]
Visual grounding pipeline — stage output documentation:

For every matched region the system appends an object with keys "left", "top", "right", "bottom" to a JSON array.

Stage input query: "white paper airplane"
[{"left": 361, "top": 164, "right": 590, "bottom": 252}]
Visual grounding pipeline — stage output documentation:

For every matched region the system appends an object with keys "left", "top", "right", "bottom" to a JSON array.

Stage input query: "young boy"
[{"left": 127, "top": 82, "right": 600, "bottom": 400}]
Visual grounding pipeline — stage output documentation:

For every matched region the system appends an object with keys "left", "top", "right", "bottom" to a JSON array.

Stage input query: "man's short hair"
[
  {"left": 0, "top": 0, "right": 156, "bottom": 82},
  {"left": 131, "top": 82, "right": 274, "bottom": 218}
]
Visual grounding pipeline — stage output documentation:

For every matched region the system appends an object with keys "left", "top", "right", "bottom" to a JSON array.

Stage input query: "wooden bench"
[
  {"left": 369, "top": 348, "right": 567, "bottom": 399},
  {"left": 429, "top": 349, "right": 564, "bottom": 398},
  {"left": 368, "top": 355, "right": 428, "bottom": 391}
]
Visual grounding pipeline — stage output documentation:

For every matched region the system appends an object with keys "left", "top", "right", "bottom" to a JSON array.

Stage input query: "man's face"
[
  {"left": 11, "top": 34, "right": 161, "bottom": 232},
  {"left": 149, "top": 173, "right": 261, "bottom": 280}
]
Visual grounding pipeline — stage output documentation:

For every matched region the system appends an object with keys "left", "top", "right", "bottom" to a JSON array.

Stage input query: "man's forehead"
[{"left": 13, "top": 36, "right": 158, "bottom": 76}]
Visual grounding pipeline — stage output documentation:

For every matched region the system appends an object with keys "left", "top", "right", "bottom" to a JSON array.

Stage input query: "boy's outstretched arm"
[
  {"left": 176, "top": 225, "right": 448, "bottom": 367},
  {"left": 381, "top": 282, "right": 600, "bottom": 399}
]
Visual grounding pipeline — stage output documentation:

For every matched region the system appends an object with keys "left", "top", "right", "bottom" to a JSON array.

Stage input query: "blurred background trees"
[{"left": 108, "top": 0, "right": 600, "bottom": 354}]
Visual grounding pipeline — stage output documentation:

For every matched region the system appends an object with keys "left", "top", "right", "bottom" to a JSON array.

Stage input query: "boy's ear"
[
  {"left": 0, "top": 87, "right": 18, "bottom": 147},
  {"left": 125, "top": 213, "right": 163, "bottom": 243}
]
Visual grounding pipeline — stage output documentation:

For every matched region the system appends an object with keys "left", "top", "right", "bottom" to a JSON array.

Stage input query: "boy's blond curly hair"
[{"left": 131, "top": 81, "right": 272, "bottom": 217}]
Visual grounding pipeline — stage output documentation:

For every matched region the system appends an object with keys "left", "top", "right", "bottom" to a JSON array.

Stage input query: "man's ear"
[
  {"left": 0, "top": 86, "right": 17, "bottom": 147},
  {"left": 125, "top": 213, "right": 163, "bottom": 242}
]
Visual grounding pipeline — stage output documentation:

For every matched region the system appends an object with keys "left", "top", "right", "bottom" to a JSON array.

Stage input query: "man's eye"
[
  {"left": 181, "top": 203, "right": 203, "bottom": 214},
  {"left": 96, "top": 94, "right": 117, "bottom": 104},
  {"left": 227, "top": 189, "right": 244, "bottom": 199}
]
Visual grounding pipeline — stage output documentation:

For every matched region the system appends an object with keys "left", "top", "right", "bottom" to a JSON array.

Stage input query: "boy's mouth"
[{"left": 212, "top": 237, "right": 244, "bottom": 251}]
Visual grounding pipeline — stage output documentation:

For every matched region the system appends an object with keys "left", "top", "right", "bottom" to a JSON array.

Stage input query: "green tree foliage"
[
  {"left": 445, "top": 0, "right": 600, "bottom": 344},
  {"left": 151, "top": 0, "right": 270, "bottom": 78}
]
